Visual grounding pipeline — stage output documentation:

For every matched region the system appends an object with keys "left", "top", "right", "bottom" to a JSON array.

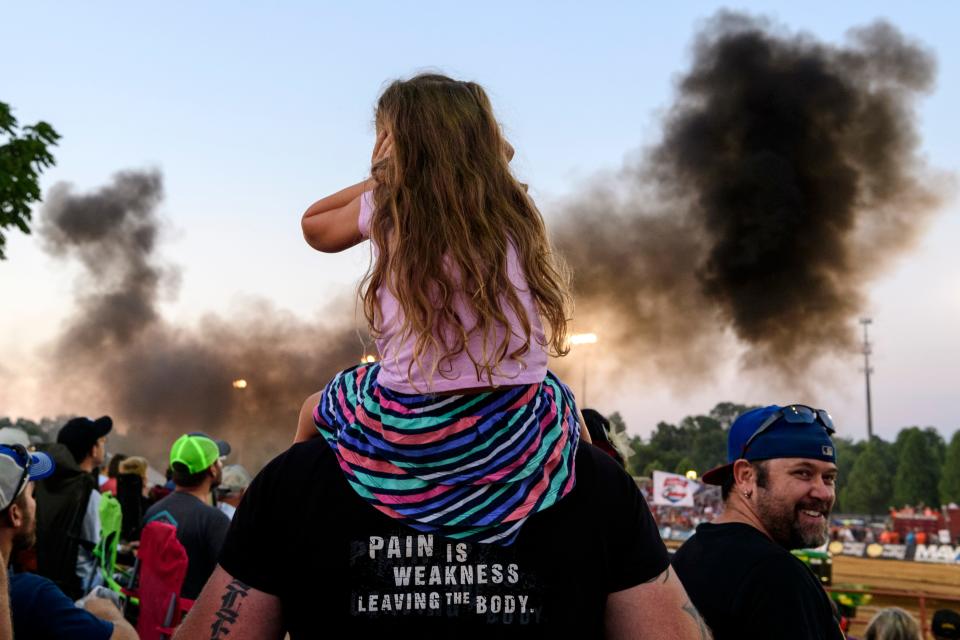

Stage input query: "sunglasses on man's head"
[
  {"left": 740, "top": 405, "right": 835, "bottom": 459},
  {"left": 2, "top": 444, "right": 32, "bottom": 511}
]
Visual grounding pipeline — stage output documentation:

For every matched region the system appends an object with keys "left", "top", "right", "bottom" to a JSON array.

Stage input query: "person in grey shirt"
[{"left": 143, "top": 433, "right": 230, "bottom": 599}]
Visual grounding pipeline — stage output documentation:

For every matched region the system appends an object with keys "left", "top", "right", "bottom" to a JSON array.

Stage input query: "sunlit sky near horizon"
[{"left": 1, "top": 1, "right": 958, "bottom": 443}]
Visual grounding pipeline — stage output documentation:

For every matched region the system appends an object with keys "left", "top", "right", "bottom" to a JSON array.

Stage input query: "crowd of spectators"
[
  {"left": 1, "top": 406, "right": 957, "bottom": 639},
  {"left": 829, "top": 505, "right": 960, "bottom": 547},
  {"left": 0, "top": 417, "right": 252, "bottom": 638}
]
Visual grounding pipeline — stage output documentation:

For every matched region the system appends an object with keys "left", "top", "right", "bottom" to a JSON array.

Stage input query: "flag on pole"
[{"left": 652, "top": 470, "right": 700, "bottom": 507}]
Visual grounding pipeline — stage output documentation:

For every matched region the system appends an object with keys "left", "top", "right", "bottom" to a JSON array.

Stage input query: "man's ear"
[
  {"left": 731, "top": 459, "right": 757, "bottom": 492},
  {"left": 5, "top": 501, "right": 23, "bottom": 529}
]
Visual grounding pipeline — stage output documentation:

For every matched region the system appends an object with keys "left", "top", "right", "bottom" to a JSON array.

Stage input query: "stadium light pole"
[
  {"left": 232, "top": 378, "right": 252, "bottom": 466},
  {"left": 568, "top": 333, "right": 598, "bottom": 406},
  {"left": 860, "top": 318, "right": 874, "bottom": 439}
]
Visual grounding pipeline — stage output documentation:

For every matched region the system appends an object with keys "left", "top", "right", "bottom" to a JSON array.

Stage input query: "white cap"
[
  {"left": 0, "top": 428, "right": 31, "bottom": 449},
  {"left": 220, "top": 464, "right": 252, "bottom": 494},
  {"left": 0, "top": 446, "right": 55, "bottom": 511}
]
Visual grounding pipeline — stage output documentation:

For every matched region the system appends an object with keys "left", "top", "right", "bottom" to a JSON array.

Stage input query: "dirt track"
[
  {"left": 664, "top": 541, "right": 959, "bottom": 636},
  {"left": 833, "top": 555, "right": 960, "bottom": 596},
  {"left": 831, "top": 556, "right": 959, "bottom": 638}
]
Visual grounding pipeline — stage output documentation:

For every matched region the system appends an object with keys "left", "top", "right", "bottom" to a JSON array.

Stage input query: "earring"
[{"left": 743, "top": 490, "right": 752, "bottom": 499}]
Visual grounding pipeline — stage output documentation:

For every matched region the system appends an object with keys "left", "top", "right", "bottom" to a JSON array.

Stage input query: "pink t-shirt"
[{"left": 358, "top": 191, "right": 548, "bottom": 394}]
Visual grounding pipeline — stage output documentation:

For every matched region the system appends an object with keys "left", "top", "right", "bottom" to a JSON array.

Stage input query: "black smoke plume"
[
  {"left": 40, "top": 171, "right": 364, "bottom": 469},
  {"left": 35, "top": 15, "right": 944, "bottom": 464},
  {"left": 554, "top": 13, "right": 942, "bottom": 387}
]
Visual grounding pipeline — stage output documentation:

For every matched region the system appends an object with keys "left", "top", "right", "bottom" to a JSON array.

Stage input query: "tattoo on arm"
[
  {"left": 682, "top": 599, "right": 712, "bottom": 640},
  {"left": 210, "top": 579, "right": 251, "bottom": 640},
  {"left": 643, "top": 565, "right": 672, "bottom": 584}
]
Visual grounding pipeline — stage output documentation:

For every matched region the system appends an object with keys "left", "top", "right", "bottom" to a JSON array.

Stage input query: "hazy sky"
[{"left": 1, "top": 1, "right": 957, "bottom": 442}]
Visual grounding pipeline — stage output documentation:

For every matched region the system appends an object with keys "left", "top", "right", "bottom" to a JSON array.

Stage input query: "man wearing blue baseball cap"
[
  {"left": 672, "top": 404, "right": 844, "bottom": 639},
  {"left": 0, "top": 445, "right": 137, "bottom": 639}
]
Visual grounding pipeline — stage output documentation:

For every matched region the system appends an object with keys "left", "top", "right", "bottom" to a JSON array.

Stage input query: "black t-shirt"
[
  {"left": 143, "top": 491, "right": 231, "bottom": 599},
  {"left": 219, "top": 439, "right": 668, "bottom": 639},
  {"left": 671, "top": 522, "right": 844, "bottom": 640}
]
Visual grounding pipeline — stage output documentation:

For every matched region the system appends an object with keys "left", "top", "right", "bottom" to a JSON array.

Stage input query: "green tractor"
[
  {"left": 791, "top": 548, "right": 871, "bottom": 619},
  {"left": 792, "top": 548, "right": 832, "bottom": 585}
]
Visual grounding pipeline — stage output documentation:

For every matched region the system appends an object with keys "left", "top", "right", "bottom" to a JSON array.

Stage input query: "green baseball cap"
[{"left": 170, "top": 434, "right": 221, "bottom": 474}]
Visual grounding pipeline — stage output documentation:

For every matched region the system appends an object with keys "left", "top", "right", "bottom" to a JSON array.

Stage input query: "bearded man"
[
  {"left": 672, "top": 405, "right": 843, "bottom": 640},
  {"left": 1, "top": 445, "right": 138, "bottom": 639}
]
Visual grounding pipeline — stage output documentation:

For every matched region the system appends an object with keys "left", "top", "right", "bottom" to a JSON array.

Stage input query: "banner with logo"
[
  {"left": 827, "top": 540, "right": 960, "bottom": 564},
  {"left": 652, "top": 471, "right": 699, "bottom": 507}
]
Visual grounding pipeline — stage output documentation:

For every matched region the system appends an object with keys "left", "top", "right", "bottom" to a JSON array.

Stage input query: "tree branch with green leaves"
[{"left": 0, "top": 101, "right": 60, "bottom": 259}]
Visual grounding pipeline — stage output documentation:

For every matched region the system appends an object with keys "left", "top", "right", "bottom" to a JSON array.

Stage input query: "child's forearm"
[
  {"left": 303, "top": 179, "right": 374, "bottom": 219},
  {"left": 301, "top": 179, "right": 374, "bottom": 252}
]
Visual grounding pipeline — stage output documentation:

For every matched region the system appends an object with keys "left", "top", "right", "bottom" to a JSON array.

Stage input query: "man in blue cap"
[
  {"left": 672, "top": 404, "right": 843, "bottom": 639},
  {"left": 0, "top": 444, "right": 138, "bottom": 639}
]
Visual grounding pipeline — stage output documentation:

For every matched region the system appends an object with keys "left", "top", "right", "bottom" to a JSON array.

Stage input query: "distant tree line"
[
  {"left": 605, "top": 403, "right": 960, "bottom": 516},
  {"left": 0, "top": 416, "right": 67, "bottom": 441},
  {"left": 6, "top": 406, "right": 959, "bottom": 516}
]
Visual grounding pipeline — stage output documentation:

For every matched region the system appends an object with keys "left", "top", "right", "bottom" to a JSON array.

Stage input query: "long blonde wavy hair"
[{"left": 362, "top": 73, "right": 572, "bottom": 386}]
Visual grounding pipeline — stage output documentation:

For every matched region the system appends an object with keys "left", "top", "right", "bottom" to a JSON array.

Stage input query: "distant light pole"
[
  {"left": 860, "top": 318, "right": 874, "bottom": 439},
  {"left": 232, "top": 378, "right": 251, "bottom": 466},
  {"left": 568, "top": 333, "right": 598, "bottom": 406}
]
